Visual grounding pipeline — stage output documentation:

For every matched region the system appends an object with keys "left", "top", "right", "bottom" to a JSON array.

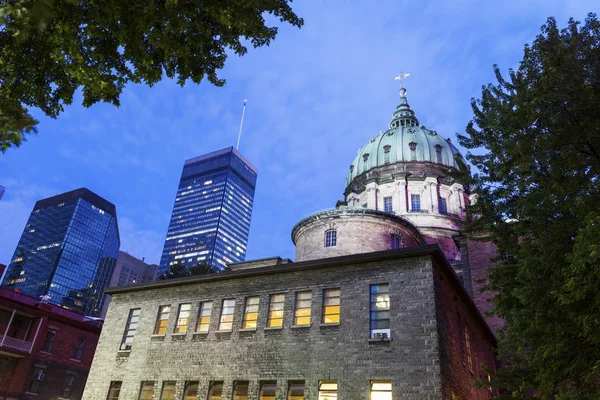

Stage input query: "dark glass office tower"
[
  {"left": 2, "top": 188, "right": 120, "bottom": 316},
  {"left": 159, "top": 147, "right": 257, "bottom": 274}
]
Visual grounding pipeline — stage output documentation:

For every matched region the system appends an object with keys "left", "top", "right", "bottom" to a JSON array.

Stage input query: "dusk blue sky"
[{"left": 0, "top": 0, "right": 593, "bottom": 266}]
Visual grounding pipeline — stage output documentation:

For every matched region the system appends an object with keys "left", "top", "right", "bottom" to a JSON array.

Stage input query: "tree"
[
  {"left": 457, "top": 14, "right": 600, "bottom": 398},
  {"left": 0, "top": 0, "right": 303, "bottom": 151},
  {"left": 158, "top": 261, "right": 221, "bottom": 280}
]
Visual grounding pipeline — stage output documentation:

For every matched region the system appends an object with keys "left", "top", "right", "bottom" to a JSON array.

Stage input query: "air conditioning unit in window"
[
  {"left": 34, "top": 372, "right": 45, "bottom": 381},
  {"left": 374, "top": 332, "right": 388, "bottom": 340},
  {"left": 120, "top": 343, "right": 132, "bottom": 351}
]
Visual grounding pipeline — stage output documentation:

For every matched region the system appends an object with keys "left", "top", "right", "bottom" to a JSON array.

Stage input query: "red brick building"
[{"left": 0, "top": 287, "right": 101, "bottom": 400}]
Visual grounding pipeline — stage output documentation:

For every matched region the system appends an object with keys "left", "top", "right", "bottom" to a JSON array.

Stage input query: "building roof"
[
  {"left": 105, "top": 244, "right": 496, "bottom": 344},
  {"left": 184, "top": 146, "right": 258, "bottom": 174},
  {"left": 346, "top": 89, "right": 465, "bottom": 186}
]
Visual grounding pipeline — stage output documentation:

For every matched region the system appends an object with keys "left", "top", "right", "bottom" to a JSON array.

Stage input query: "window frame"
[
  {"left": 322, "top": 288, "right": 341, "bottom": 324},
  {"left": 218, "top": 299, "right": 235, "bottom": 331},
  {"left": 138, "top": 381, "right": 155, "bottom": 400},
  {"left": 208, "top": 380, "right": 224, "bottom": 400},
  {"left": 72, "top": 337, "right": 85, "bottom": 360},
  {"left": 324, "top": 229, "right": 337, "bottom": 248},
  {"left": 153, "top": 305, "right": 171, "bottom": 335},
  {"left": 42, "top": 329, "right": 56, "bottom": 353},
  {"left": 106, "top": 381, "right": 122, "bottom": 400},
  {"left": 121, "top": 308, "right": 141, "bottom": 349},
  {"left": 287, "top": 380, "right": 306, "bottom": 400},
  {"left": 391, "top": 234, "right": 402, "bottom": 250},
  {"left": 293, "top": 291, "right": 312, "bottom": 326},
  {"left": 410, "top": 194, "right": 421, "bottom": 212},
  {"left": 174, "top": 303, "right": 192, "bottom": 334},
  {"left": 62, "top": 372, "right": 76, "bottom": 399},
  {"left": 242, "top": 296, "right": 260, "bottom": 329},
  {"left": 439, "top": 197, "right": 448, "bottom": 215},
  {"left": 182, "top": 381, "right": 199, "bottom": 400},
  {"left": 232, "top": 381, "right": 250, "bottom": 400},
  {"left": 259, "top": 381, "right": 277, "bottom": 400},
  {"left": 317, "top": 381, "right": 337, "bottom": 400},
  {"left": 370, "top": 380, "right": 392, "bottom": 400},
  {"left": 267, "top": 294, "right": 285, "bottom": 328},
  {"left": 370, "top": 283, "right": 391, "bottom": 339},
  {"left": 159, "top": 381, "right": 176, "bottom": 400},
  {"left": 195, "top": 301, "right": 213, "bottom": 333}
]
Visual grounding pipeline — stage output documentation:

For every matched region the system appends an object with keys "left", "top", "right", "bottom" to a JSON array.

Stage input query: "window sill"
[
  {"left": 368, "top": 338, "right": 392, "bottom": 343},
  {"left": 69, "top": 358, "right": 82, "bottom": 362},
  {"left": 193, "top": 331, "right": 209, "bottom": 335},
  {"left": 39, "top": 351, "right": 51, "bottom": 355},
  {"left": 319, "top": 322, "right": 340, "bottom": 327},
  {"left": 150, "top": 334, "right": 166, "bottom": 338},
  {"left": 291, "top": 324, "right": 311, "bottom": 329},
  {"left": 171, "top": 332, "right": 187, "bottom": 336},
  {"left": 215, "top": 329, "right": 232, "bottom": 334},
  {"left": 264, "top": 326, "right": 283, "bottom": 331},
  {"left": 239, "top": 328, "right": 257, "bottom": 332},
  {"left": 24, "top": 392, "right": 38, "bottom": 396}
]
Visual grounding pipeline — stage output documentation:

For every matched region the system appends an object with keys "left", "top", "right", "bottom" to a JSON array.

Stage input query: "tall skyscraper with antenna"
[{"left": 158, "top": 102, "right": 257, "bottom": 275}]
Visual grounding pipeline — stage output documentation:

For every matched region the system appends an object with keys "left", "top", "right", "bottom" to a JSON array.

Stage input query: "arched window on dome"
[
  {"left": 363, "top": 153, "right": 369, "bottom": 164},
  {"left": 391, "top": 234, "right": 402, "bottom": 250},
  {"left": 325, "top": 229, "right": 337, "bottom": 248},
  {"left": 383, "top": 145, "right": 391, "bottom": 164},
  {"left": 409, "top": 142, "right": 417, "bottom": 161},
  {"left": 435, "top": 145, "right": 443, "bottom": 164}
]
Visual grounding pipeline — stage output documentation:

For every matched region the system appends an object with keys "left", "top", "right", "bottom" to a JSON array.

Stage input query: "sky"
[{"left": 0, "top": 0, "right": 594, "bottom": 266}]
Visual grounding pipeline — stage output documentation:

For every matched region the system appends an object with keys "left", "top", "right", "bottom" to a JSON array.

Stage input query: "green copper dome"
[{"left": 346, "top": 88, "right": 464, "bottom": 186}]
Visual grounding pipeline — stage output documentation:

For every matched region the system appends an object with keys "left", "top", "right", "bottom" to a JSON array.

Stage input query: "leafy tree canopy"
[
  {"left": 458, "top": 14, "right": 600, "bottom": 398},
  {"left": 158, "top": 262, "right": 221, "bottom": 280},
  {"left": 0, "top": 0, "right": 303, "bottom": 151}
]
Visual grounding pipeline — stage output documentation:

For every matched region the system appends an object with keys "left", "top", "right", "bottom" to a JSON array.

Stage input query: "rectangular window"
[
  {"left": 174, "top": 303, "right": 191, "bottom": 333},
  {"left": 72, "top": 337, "right": 85, "bottom": 360},
  {"left": 411, "top": 194, "right": 420, "bottom": 212},
  {"left": 28, "top": 366, "right": 45, "bottom": 393},
  {"left": 439, "top": 198, "right": 447, "bottom": 215},
  {"left": 325, "top": 230, "right": 337, "bottom": 247},
  {"left": 318, "top": 381, "right": 337, "bottom": 400},
  {"left": 62, "top": 373, "right": 76, "bottom": 398},
  {"left": 107, "top": 381, "right": 122, "bottom": 400},
  {"left": 182, "top": 381, "right": 198, "bottom": 400},
  {"left": 42, "top": 330, "right": 56, "bottom": 353},
  {"left": 138, "top": 381, "right": 155, "bottom": 400},
  {"left": 465, "top": 326, "right": 472, "bottom": 370},
  {"left": 153, "top": 305, "right": 171, "bottom": 335},
  {"left": 384, "top": 151, "right": 390, "bottom": 164},
  {"left": 288, "top": 381, "right": 305, "bottom": 400},
  {"left": 208, "top": 381, "right": 223, "bottom": 400},
  {"left": 233, "top": 381, "right": 249, "bottom": 400},
  {"left": 383, "top": 196, "right": 393, "bottom": 212},
  {"left": 242, "top": 296, "right": 260, "bottom": 329},
  {"left": 121, "top": 308, "right": 141, "bottom": 349},
  {"left": 160, "top": 381, "right": 176, "bottom": 400},
  {"left": 294, "top": 291, "right": 312, "bottom": 326},
  {"left": 218, "top": 299, "right": 235, "bottom": 331},
  {"left": 370, "top": 381, "right": 392, "bottom": 400},
  {"left": 260, "top": 381, "right": 277, "bottom": 400},
  {"left": 267, "top": 294, "right": 285, "bottom": 328},
  {"left": 196, "top": 301, "right": 213, "bottom": 332},
  {"left": 370, "top": 284, "right": 390, "bottom": 339},
  {"left": 322, "top": 288, "right": 341, "bottom": 324}
]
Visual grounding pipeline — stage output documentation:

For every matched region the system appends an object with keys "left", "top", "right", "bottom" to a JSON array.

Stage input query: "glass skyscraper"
[
  {"left": 159, "top": 147, "right": 257, "bottom": 274},
  {"left": 2, "top": 188, "right": 120, "bottom": 316}
]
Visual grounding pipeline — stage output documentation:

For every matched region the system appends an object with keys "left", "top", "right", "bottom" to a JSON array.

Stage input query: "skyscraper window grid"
[{"left": 159, "top": 147, "right": 257, "bottom": 274}]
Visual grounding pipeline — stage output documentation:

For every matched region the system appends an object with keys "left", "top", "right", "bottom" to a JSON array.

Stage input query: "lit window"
[
  {"left": 260, "top": 381, "right": 277, "bottom": 400},
  {"left": 288, "top": 381, "right": 305, "bottom": 400},
  {"left": 318, "top": 381, "right": 337, "bottom": 400},
  {"left": 107, "top": 381, "right": 122, "bottom": 400},
  {"left": 28, "top": 365, "right": 46, "bottom": 393},
  {"left": 183, "top": 381, "right": 199, "bottom": 400},
  {"left": 322, "top": 289, "right": 340, "bottom": 324},
  {"left": 72, "top": 337, "right": 85, "bottom": 360},
  {"left": 121, "top": 308, "right": 140, "bottom": 349},
  {"left": 294, "top": 291, "right": 312, "bottom": 326},
  {"left": 391, "top": 235, "right": 402, "bottom": 250},
  {"left": 153, "top": 305, "right": 171, "bottom": 335},
  {"left": 242, "top": 296, "right": 260, "bottom": 329},
  {"left": 370, "top": 381, "right": 392, "bottom": 400},
  {"left": 267, "top": 294, "right": 285, "bottom": 328},
  {"left": 62, "top": 372, "right": 76, "bottom": 398},
  {"left": 383, "top": 196, "right": 393, "bottom": 212},
  {"left": 370, "top": 284, "right": 390, "bottom": 339},
  {"left": 174, "top": 303, "right": 191, "bottom": 333},
  {"left": 411, "top": 194, "right": 420, "bottom": 212},
  {"left": 409, "top": 142, "right": 417, "bottom": 161},
  {"left": 218, "top": 299, "right": 235, "bottom": 331},
  {"left": 42, "top": 330, "right": 57, "bottom": 353},
  {"left": 208, "top": 381, "right": 223, "bottom": 400},
  {"left": 138, "top": 382, "right": 155, "bottom": 400},
  {"left": 439, "top": 198, "right": 447, "bottom": 215},
  {"left": 160, "top": 381, "right": 176, "bottom": 400},
  {"left": 325, "top": 230, "right": 337, "bottom": 247},
  {"left": 233, "top": 381, "right": 249, "bottom": 400}
]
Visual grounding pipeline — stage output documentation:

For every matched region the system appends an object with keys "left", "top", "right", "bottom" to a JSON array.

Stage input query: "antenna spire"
[{"left": 236, "top": 99, "right": 247, "bottom": 150}]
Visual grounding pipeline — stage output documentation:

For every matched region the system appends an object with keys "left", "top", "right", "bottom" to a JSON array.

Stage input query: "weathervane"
[{"left": 394, "top": 72, "right": 411, "bottom": 90}]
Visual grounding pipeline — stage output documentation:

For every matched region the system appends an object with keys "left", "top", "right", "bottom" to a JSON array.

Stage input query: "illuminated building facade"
[
  {"left": 2, "top": 188, "right": 120, "bottom": 316},
  {"left": 159, "top": 147, "right": 257, "bottom": 274}
]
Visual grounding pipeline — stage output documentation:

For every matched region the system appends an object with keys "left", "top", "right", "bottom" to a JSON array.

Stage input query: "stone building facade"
[{"left": 83, "top": 246, "right": 495, "bottom": 400}]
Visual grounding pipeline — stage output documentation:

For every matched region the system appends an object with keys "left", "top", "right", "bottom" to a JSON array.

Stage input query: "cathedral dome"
[{"left": 346, "top": 88, "right": 464, "bottom": 186}]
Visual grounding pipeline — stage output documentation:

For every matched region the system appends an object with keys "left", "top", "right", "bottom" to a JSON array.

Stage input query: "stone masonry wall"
[{"left": 83, "top": 256, "right": 443, "bottom": 400}]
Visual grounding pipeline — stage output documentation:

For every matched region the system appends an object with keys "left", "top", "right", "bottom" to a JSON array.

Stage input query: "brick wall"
[{"left": 84, "top": 255, "right": 444, "bottom": 400}]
